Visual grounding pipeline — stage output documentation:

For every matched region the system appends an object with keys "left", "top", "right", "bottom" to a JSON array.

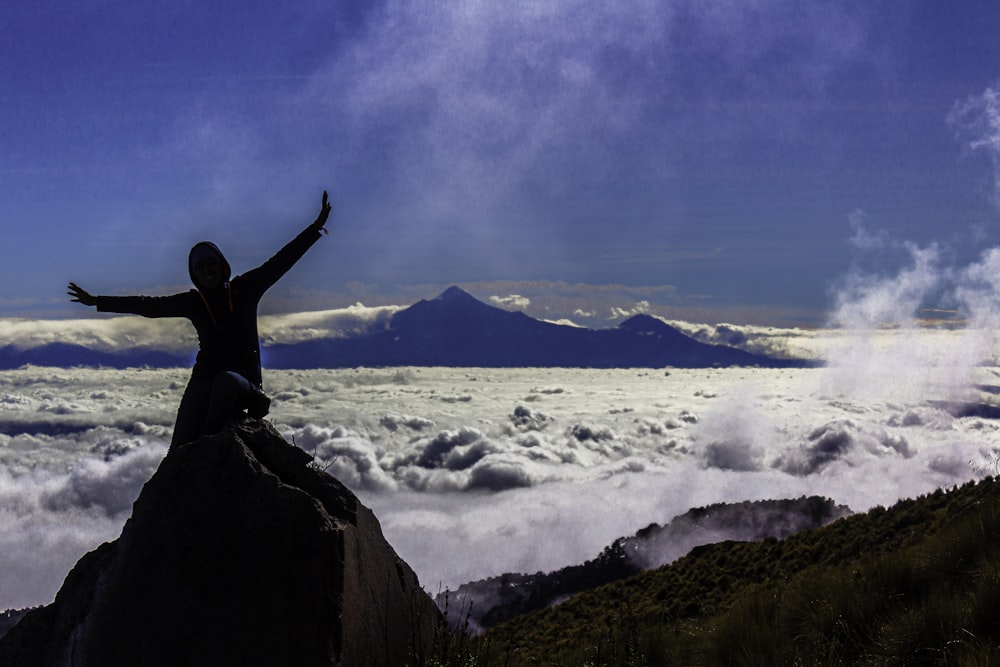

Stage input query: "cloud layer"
[{"left": 3, "top": 350, "right": 997, "bottom": 608}]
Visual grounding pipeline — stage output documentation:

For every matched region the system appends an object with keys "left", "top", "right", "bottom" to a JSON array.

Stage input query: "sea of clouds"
[{"left": 2, "top": 342, "right": 999, "bottom": 611}]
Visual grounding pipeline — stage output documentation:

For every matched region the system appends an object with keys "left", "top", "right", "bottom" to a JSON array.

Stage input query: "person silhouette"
[{"left": 68, "top": 191, "right": 333, "bottom": 449}]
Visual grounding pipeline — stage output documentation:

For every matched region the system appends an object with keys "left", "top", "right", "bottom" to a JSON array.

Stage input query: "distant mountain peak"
[
  {"left": 403, "top": 286, "right": 501, "bottom": 320},
  {"left": 436, "top": 285, "right": 476, "bottom": 302},
  {"left": 618, "top": 313, "right": 672, "bottom": 332}
]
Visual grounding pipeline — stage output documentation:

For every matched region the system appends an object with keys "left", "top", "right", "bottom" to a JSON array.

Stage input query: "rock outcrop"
[{"left": 0, "top": 419, "right": 443, "bottom": 666}]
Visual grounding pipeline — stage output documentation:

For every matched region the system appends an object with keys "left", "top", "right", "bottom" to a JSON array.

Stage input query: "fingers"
[
  {"left": 67, "top": 282, "right": 95, "bottom": 306},
  {"left": 313, "top": 190, "right": 333, "bottom": 235}
]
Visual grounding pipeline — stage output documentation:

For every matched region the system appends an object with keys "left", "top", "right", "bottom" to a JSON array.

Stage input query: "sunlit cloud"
[
  {"left": 488, "top": 294, "right": 531, "bottom": 310},
  {"left": 258, "top": 304, "right": 399, "bottom": 345},
  {"left": 0, "top": 304, "right": 401, "bottom": 354},
  {"left": 609, "top": 300, "right": 651, "bottom": 320},
  {"left": 0, "top": 316, "right": 196, "bottom": 355}
]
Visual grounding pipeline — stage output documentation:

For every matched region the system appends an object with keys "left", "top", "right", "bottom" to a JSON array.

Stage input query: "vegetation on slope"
[{"left": 433, "top": 476, "right": 1000, "bottom": 666}]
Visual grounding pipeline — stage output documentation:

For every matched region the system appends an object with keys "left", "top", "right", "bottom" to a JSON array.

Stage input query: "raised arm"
[
  {"left": 239, "top": 190, "right": 333, "bottom": 293},
  {"left": 310, "top": 190, "right": 333, "bottom": 235}
]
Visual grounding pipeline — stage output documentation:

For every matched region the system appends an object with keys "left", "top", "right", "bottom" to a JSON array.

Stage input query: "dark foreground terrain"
[{"left": 438, "top": 475, "right": 1000, "bottom": 665}]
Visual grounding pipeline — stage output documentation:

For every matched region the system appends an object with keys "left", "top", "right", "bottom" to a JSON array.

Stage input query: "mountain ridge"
[
  {"left": 4, "top": 287, "right": 815, "bottom": 369},
  {"left": 265, "top": 286, "right": 814, "bottom": 368}
]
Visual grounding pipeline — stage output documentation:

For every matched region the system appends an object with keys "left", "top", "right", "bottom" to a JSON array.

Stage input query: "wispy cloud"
[
  {"left": 948, "top": 82, "right": 1000, "bottom": 206},
  {"left": 823, "top": 203, "right": 1000, "bottom": 401},
  {"left": 134, "top": 0, "right": 881, "bottom": 286},
  {"left": 300, "top": 1, "right": 879, "bottom": 210}
]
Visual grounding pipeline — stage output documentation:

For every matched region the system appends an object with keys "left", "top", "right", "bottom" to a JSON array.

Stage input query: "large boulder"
[{"left": 0, "top": 419, "right": 443, "bottom": 666}]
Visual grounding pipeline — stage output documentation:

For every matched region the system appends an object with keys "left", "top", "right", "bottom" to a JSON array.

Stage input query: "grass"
[{"left": 425, "top": 476, "right": 1000, "bottom": 666}]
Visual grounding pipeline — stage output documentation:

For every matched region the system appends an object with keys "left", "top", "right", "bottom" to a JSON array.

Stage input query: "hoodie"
[{"left": 188, "top": 241, "right": 232, "bottom": 289}]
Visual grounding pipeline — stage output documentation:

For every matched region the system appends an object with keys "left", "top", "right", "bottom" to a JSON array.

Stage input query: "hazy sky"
[{"left": 4, "top": 1, "right": 1000, "bottom": 323}]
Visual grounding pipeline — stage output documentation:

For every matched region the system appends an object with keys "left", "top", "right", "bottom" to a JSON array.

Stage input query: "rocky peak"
[
  {"left": 0, "top": 419, "right": 443, "bottom": 666},
  {"left": 436, "top": 285, "right": 477, "bottom": 303},
  {"left": 618, "top": 313, "right": 672, "bottom": 332}
]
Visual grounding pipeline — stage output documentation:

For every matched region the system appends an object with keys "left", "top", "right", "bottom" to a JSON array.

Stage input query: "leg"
[
  {"left": 170, "top": 377, "right": 212, "bottom": 450},
  {"left": 202, "top": 371, "right": 267, "bottom": 435}
]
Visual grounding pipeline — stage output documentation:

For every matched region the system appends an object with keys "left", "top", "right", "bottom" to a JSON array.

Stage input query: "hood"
[{"left": 188, "top": 241, "right": 232, "bottom": 290}]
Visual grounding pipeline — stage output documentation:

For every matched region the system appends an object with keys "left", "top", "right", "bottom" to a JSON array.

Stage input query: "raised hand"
[
  {"left": 67, "top": 282, "right": 97, "bottom": 307},
  {"left": 311, "top": 190, "right": 333, "bottom": 235}
]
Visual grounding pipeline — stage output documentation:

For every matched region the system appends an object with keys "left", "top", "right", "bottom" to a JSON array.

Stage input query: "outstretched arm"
[
  {"left": 69, "top": 281, "right": 192, "bottom": 318},
  {"left": 67, "top": 282, "right": 97, "bottom": 307}
]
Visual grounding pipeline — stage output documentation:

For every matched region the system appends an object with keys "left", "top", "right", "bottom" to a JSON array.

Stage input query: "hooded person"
[{"left": 68, "top": 191, "right": 333, "bottom": 449}]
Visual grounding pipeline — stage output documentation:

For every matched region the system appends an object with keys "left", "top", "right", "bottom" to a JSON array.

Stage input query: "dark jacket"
[{"left": 96, "top": 225, "right": 322, "bottom": 387}]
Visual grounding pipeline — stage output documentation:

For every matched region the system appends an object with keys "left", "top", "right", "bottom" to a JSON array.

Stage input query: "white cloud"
[
  {"left": 609, "top": 300, "right": 651, "bottom": 320},
  {"left": 948, "top": 83, "right": 1000, "bottom": 206},
  {"left": 0, "top": 316, "right": 196, "bottom": 355},
  {"left": 832, "top": 241, "right": 942, "bottom": 329},
  {"left": 258, "top": 304, "right": 399, "bottom": 345},
  {"left": 541, "top": 318, "right": 585, "bottom": 328},
  {"left": 0, "top": 303, "right": 401, "bottom": 355},
  {"left": 822, "top": 207, "right": 1000, "bottom": 402},
  {"left": 40, "top": 444, "right": 165, "bottom": 516},
  {"left": 0, "top": 442, "right": 166, "bottom": 609},
  {"left": 488, "top": 294, "right": 530, "bottom": 310},
  {"left": 5, "top": 349, "right": 1000, "bottom": 607}
]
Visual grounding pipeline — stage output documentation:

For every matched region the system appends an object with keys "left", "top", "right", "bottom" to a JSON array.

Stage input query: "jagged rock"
[
  {"left": 0, "top": 419, "right": 443, "bottom": 666},
  {"left": 0, "top": 609, "right": 32, "bottom": 642}
]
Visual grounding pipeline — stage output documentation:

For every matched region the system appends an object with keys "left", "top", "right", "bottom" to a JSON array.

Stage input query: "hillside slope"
[{"left": 474, "top": 476, "right": 1000, "bottom": 665}]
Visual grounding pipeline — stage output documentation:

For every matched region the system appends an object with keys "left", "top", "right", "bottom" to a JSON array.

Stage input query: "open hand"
[
  {"left": 67, "top": 282, "right": 97, "bottom": 307},
  {"left": 312, "top": 190, "right": 333, "bottom": 235}
]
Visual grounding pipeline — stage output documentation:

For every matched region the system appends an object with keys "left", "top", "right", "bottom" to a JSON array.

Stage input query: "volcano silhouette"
[{"left": 264, "top": 286, "right": 812, "bottom": 368}]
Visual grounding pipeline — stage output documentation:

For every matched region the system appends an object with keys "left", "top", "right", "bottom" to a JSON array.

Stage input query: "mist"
[{"left": 3, "top": 336, "right": 998, "bottom": 610}]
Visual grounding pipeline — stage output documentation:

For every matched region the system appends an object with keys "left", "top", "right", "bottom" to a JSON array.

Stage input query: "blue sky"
[{"left": 3, "top": 1, "right": 1000, "bottom": 325}]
